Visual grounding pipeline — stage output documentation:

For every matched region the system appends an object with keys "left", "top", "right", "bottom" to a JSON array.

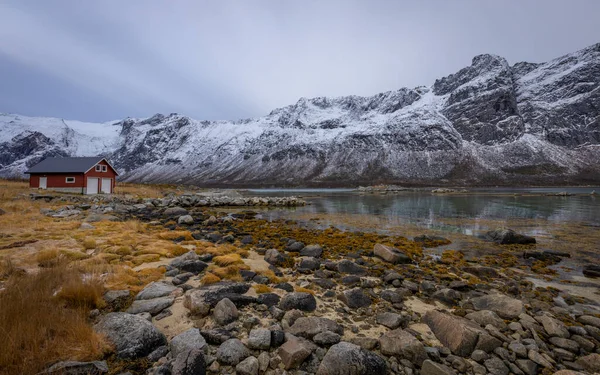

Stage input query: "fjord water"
[{"left": 246, "top": 188, "right": 600, "bottom": 235}]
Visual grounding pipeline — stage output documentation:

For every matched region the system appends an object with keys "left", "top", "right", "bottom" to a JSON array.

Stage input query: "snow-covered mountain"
[{"left": 1, "top": 43, "right": 599, "bottom": 186}]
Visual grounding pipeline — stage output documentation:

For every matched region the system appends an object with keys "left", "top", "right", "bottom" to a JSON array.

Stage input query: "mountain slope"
[{"left": 1, "top": 43, "right": 599, "bottom": 186}]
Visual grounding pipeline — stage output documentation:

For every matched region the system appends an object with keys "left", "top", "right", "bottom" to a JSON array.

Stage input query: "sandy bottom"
[
  {"left": 243, "top": 250, "right": 271, "bottom": 273},
  {"left": 405, "top": 296, "right": 446, "bottom": 315},
  {"left": 152, "top": 296, "right": 195, "bottom": 339}
]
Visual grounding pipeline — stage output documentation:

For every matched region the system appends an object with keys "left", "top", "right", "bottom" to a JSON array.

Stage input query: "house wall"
[
  {"left": 29, "top": 173, "right": 85, "bottom": 188},
  {"left": 84, "top": 160, "right": 117, "bottom": 193}
]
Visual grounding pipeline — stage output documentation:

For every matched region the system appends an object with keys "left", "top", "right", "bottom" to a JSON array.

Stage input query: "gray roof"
[{"left": 25, "top": 157, "right": 117, "bottom": 174}]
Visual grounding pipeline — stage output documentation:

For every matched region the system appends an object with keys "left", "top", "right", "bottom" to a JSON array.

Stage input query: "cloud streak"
[{"left": 0, "top": 0, "right": 599, "bottom": 122}]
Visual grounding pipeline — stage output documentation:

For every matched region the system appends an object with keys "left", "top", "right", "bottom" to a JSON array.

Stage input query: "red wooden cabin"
[{"left": 25, "top": 157, "right": 119, "bottom": 194}]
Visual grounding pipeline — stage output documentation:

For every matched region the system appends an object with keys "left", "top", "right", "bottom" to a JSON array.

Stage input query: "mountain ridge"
[{"left": 1, "top": 42, "right": 599, "bottom": 186}]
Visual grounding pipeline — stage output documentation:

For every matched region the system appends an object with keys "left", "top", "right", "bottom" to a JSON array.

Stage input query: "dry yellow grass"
[
  {"left": 213, "top": 253, "right": 243, "bottom": 266},
  {"left": 252, "top": 284, "right": 272, "bottom": 294},
  {"left": 200, "top": 273, "right": 222, "bottom": 285},
  {"left": 82, "top": 238, "right": 97, "bottom": 250},
  {"left": 257, "top": 269, "right": 284, "bottom": 284},
  {"left": 210, "top": 265, "right": 245, "bottom": 281},
  {"left": 0, "top": 265, "right": 109, "bottom": 374},
  {"left": 294, "top": 286, "right": 315, "bottom": 295}
]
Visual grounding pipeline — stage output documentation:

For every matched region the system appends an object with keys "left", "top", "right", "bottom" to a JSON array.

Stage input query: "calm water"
[{"left": 244, "top": 188, "right": 600, "bottom": 233}]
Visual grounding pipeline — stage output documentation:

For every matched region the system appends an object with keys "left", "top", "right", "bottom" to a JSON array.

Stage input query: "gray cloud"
[{"left": 0, "top": 0, "right": 599, "bottom": 122}]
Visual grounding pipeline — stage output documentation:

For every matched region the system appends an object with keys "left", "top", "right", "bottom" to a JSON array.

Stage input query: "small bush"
[
  {"left": 213, "top": 253, "right": 243, "bottom": 266},
  {"left": 82, "top": 238, "right": 97, "bottom": 250},
  {"left": 253, "top": 284, "right": 272, "bottom": 294},
  {"left": 200, "top": 273, "right": 221, "bottom": 285},
  {"left": 36, "top": 249, "right": 61, "bottom": 267}
]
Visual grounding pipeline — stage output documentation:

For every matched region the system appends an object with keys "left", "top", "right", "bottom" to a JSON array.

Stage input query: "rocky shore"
[{"left": 32, "top": 200, "right": 600, "bottom": 375}]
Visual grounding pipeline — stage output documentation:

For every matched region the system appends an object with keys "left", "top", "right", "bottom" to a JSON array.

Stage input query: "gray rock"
[
  {"left": 338, "top": 288, "right": 371, "bottom": 308},
  {"left": 349, "top": 337, "right": 379, "bottom": 350},
  {"left": 577, "top": 315, "right": 600, "bottom": 328},
  {"left": 264, "top": 249, "right": 292, "bottom": 267},
  {"left": 432, "top": 288, "right": 462, "bottom": 305},
  {"left": 126, "top": 296, "right": 174, "bottom": 315},
  {"left": 298, "top": 257, "right": 320, "bottom": 271},
  {"left": 147, "top": 345, "right": 168, "bottom": 362},
  {"left": 216, "top": 338, "right": 250, "bottom": 366},
  {"left": 575, "top": 353, "right": 600, "bottom": 372},
  {"left": 379, "top": 329, "right": 427, "bottom": 365},
  {"left": 170, "top": 328, "right": 207, "bottom": 358},
  {"left": 516, "top": 359, "right": 538, "bottom": 375},
  {"left": 184, "top": 282, "right": 251, "bottom": 316},
  {"left": 470, "top": 294, "right": 524, "bottom": 319},
  {"left": 484, "top": 356, "right": 509, "bottom": 375},
  {"left": 485, "top": 228, "right": 536, "bottom": 245},
  {"left": 278, "top": 335, "right": 316, "bottom": 370},
  {"left": 300, "top": 244, "right": 323, "bottom": 258},
  {"left": 94, "top": 312, "right": 166, "bottom": 358},
  {"left": 373, "top": 244, "right": 411, "bottom": 264},
  {"left": 135, "top": 282, "right": 177, "bottom": 300},
  {"left": 103, "top": 289, "right": 130, "bottom": 306},
  {"left": 471, "top": 350, "right": 489, "bottom": 363},
  {"left": 42, "top": 361, "right": 108, "bottom": 375},
  {"left": 235, "top": 356, "right": 259, "bottom": 375},
  {"left": 420, "top": 359, "right": 456, "bottom": 375},
  {"left": 200, "top": 329, "right": 233, "bottom": 345},
  {"left": 177, "top": 214, "right": 194, "bottom": 225},
  {"left": 280, "top": 292, "right": 317, "bottom": 311},
  {"left": 248, "top": 328, "right": 271, "bottom": 350},
  {"left": 170, "top": 251, "right": 200, "bottom": 268},
  {"left": 164, "top": 207, "right": 188, "bottom": 216},
  {"left": 337, "top": 259, "right": 367, "bottom": 275},
  {"left": 509, "top": 341, "right": 528, "bottom": 358},
  {"left": 475, "top": 333, "right": 503, "bottom": 353},
  {"left": 171, "top": 348, "right": 206, "bottom": 375},
  {"left": 258, "top": 352, "right": 270, "bottom": 373},
  {"left": 316, "top": 341, "right": 387, "bottom": 375},
  {"left": 549, "top": 337, "right": 579, "bottom": 352},
  {"left": 571, "top": 334, "right": 595, "bottom": 352},
  {"left": 536, "top": 315, "right": 570, "bottom": 338},
  {"left": 313, "top": 331, "right": 341, "bottom": 346},
  {"left": 288, "top": 317, "right": 344, "bottom": 339},
  {"left": 213, "top": 298, "right": 239, "bottom": 326},
  {"left": 528, "top": 349, "right": 553, "bottom": 368},
  {"left": 423, "top": 310, "right": 484, "bottom": 356},
  {"left": 376, "top": 312, "right": 404, "bottom": 329},
  {"left": 465, "top": 310, "right": 507, "bottom": 330}
]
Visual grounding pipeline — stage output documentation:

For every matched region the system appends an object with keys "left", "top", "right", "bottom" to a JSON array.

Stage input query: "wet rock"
[
  {"left": 485, "top": 228, "right": 536, "bottom": 245},
  {"left": 278, "top": 335, "right": 316, "bottom": 370},
  {"left": 170, "top": 328, "right": 207, "bottom": 358},
  {"left": 337, "top": 259, "right": 367, "bottom": 275},
  {"left": 583, "top": 265, "right": 600, "bottom": 278},
  {"left": 316, "top": 341, "right": 387, "bottom": 375},
  {"left": 248, "top": 328, "right": 271, "bottom": 350},
  {"left": 432, "top": 288, "right": 462, "bottom": 305},
  {"left": 300, "top": 244, "right": 323, "bottom": 258},
  {"left": 288, "top": 317, "right": 344, "bottom": 339},
  {"left": 280, "top": 292, "right": 317, "bottom": 312},
  {"left": 94, "top": 312, "right": 166, "bottom": 358},
  {"left": 373, "top": 244, "right": 412, "bottom": 264},
  {"left": 470, "top": 294, "right": 524, "bottom": 319},
  {"left": 135, "top": 281, "right": 177, "bottom": 300},
  {"left": 338, "top": 288, "right": 371, "bottom": 308},
  {"left": 313, "top": 332, "right": 341, "bottom": 346},
  {"left": 376, "top": 312, "right": 405, "bottom": 329},
  {"left": 465, "top": 310, "right": 507, "bottom": 330},
  {"left": 414, "top": 235, "right": 450, "bottom": 246},
  {"left": 42, "top": 361, "right": 108, "bottom": 375},
  {"left": 172, "top": 348, "right": 206, "bottom": 375},
  {"left": 420, "top": 359, "right": 456, "bottom": 375},
  {"left": 216, "top": 338, "right": 250, "bottom": 366},
  {"left": 213, "top": 298, "right": 239, "bottom": 325},
  {"left": 379, "top": 329, "right": 427, "bottom": 365},
  {"left": 235, "top": 356, "right": 259, "bottom": 375},
  {"left": 126, "top": 296, "right": 174, "bottom": 315},
  {"left": 462, "top": 265, "right": 499, "bottom": 279},
  {"left": 575, "top": 353, "right": 600, "bottom": 372},
  {"left": 423, "top": 310, "right": 483, "bottom": 356}
]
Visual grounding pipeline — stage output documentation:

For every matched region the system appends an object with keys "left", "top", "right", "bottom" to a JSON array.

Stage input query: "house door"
[
  {"left": 101, "top": 178, "right": 112, "bottom": 194},
  {"left": 87, "top": 177, "right": 98, "bottom": 194},
  {"left": 39, "top": 177, "right": 47, "bottom": 189}
]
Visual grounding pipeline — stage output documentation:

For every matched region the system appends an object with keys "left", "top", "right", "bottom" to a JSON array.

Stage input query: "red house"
[{"left": 25, "top": 157, "right": 119, "bottom": 194}]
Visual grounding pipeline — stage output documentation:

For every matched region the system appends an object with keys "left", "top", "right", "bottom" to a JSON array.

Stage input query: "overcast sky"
[{"left": 0, "top": 1, "right": 599, "bottom": 122}]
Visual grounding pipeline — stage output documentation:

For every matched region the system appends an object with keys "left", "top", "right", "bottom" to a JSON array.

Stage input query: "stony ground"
[{"left": 4, "top": 189, "right": 600, "bottom": 375}]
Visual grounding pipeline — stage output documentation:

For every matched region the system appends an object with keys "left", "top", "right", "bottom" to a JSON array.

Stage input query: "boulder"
[
  {"left": 316, "top": 341, "right": 387, "bottom": 375},
  {"left": 42, "top": 361, "right": 108, "bottom": 375},
  {"left": 432, "top": 288, "right": 462, "bottom": 305},
  {"left": 126, "top": 297, "right": 174, "bottom": 315},
  {"left": 279, "top": 292, "right": 317, "bottom": 312},
  {"left": 313, "top": 332, "right": 341, "bottom": 346},
  {"left": 575, "top": 353, "right": 600, "bottom": 372},
  {"left": 470, "top": 294, "right": 524, "bottom": 319},
  {"left": 423, "top": 310, "right": 483, "bottom": 356},
  {"left": 288, "top": 317, "right": 344, "bottom": 339},
  {"left": 264, "top": 249, "right": 292, "bottom": 267},
  {"left": 171, "top": 348, "right": 206, "bottom": 375},
  {"left": 465, "top": 310, "right": 507, "bottom": 330},
  {"left": 216, "top": 338, "right": 250, "bottom": 366},
  {"left": 379, "top": 329, "right": 427, "bottom": 365},
  {"left": 278, "top": 336, "right": 316, "bottom": 370},
  {"left": 338, "top": 288, "right": 371, "bottom": 308},
  {"left": 170, "top": 328, "right": 207, "bottom": 358},
  {"left": 336, "top": 259, "right": 367, "bottom": 275},
  {"left": 577, "top": 315, "right": 600, "bottom": 328},
  {"left": 536, "top": 315, "right": 570, "bottom": 338},
  {"left": 170, "top": 251, "right": 200, "bottom": 268},
  {"left": 485, "top": 228, "right": 536, "bottom": 245},
  {"left": 373, "top": 244, "right": 412, "bottom": 264},
  {"left": 135, "top": 281, "right": 177, "bottom": 300},
  {"left": 298, "top": 257, "right": 320, "bottom": 272},
  {"left": 583, "top": 265, "right": 600, "bottom": 278},
  {"left": 200, "top": 329, "right": 233, "bottom": 345},
  {"left": 164, "top": 207, "right": 188, "bottom": 216},
  {"left": 420, "top": 359, "right": 456, "bottom": 375},
  {"left": 94, "top": 312, "right": 166, "bottom": 358},
  {"left": 235, "top": 356, "right": 259, "bottom": 375},
  {"left": 184, "top": 282, "right": 251, "bottom": 316},
  {"left": 462, "top": 265, "right": 499, "bottom": 279},
  {"left": 212, "top": 298, "right": 239, "bottom": 326},
  {"left": 247, "top": 328, "right": 271, "bottom": 350},
  {"left": 376, "top": 312, "right": 405, "bottom": 329},
  {"left": 177, "top": 215, "right": 194, "bottom": 225},
  {"left": 300, "top": 244, "right": 323, "bottom": 258}
]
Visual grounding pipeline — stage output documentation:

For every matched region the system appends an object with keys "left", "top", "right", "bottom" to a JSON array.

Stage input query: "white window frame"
[
  {"left": 95, "top": 165, "right": 102, "bottom": 172},
  {"left": 101, "top": 165, "right": 107, "bottom": 172},
  {"left": 65, "top": 177, "right": 76, "bottom": 183}
]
